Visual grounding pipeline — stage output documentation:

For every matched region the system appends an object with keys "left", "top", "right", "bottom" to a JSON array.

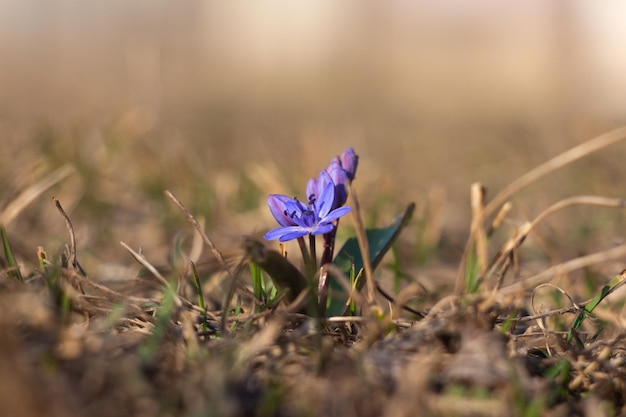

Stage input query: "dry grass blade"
[
  {"left": 489, "top": 195, "right": 626, "bottom": 291},
  {"left": 498, "top": 243, "right": 626, "bottom": 295},
  {"left": 389, "top": 283, "right": 426, "bottom": 320},
  {"left": 67, "top": 271, "right": 158, "bottom": 306},
  {"left": 234, "top": 317, "right": 283, "bottom": 367},
  {"left": 455, "top": 183, "right": 488, "bottom": 294},
  {"left": 324, "top": 315, "right": 413, "bottom": 328},
  {"left": 487, "top": 201, "right": 512, "bottom": 236},
  {"left": 119, "top": 240, "right": 183, "bottom": 309},
  {"left": 347, "top": 183, "right": 375, "bottom": 305},
  {"left": 458, "top": 126, "right": 626, "bottom": 295},
  {"left": 470, "top": 183, "right": 488, "bottom": 279},
  {"left": 0, "top": 164, "right": 75, "bottom": 226},
  {"left": 164, "top": 190, "right": 243, "bottom": 333},
  {"left": 531, "top": 283, "right": 579, "bottom": 318},
  {"left": 530, "top": 283, "right": 576, "bottom": 355},
  {"left": 53, "top": 197, "right": 82, "bottom": 274},
  {"left": 527, "top": 195, "right": 626, "bottom": 230},
  {"left": 164, "top": 190, "right": 234, "bottom": 277},
  {"left": 484, "top": 125, "right": 626, "bottom": 218}
]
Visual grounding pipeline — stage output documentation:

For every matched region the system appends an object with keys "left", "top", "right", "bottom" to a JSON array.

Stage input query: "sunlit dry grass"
[
  {"left": 2, "top": 123, "right": 626, "bottom": 416},
  {"left": 3, "top": 5, "right": 626, "bottom": 415}
]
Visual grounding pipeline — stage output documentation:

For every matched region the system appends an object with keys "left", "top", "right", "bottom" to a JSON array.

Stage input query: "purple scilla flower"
[
  {"left": 264, "top": 181, "right": 351, "bottom": 242},
  {"left": 340, "top": 147, "right": 358, "bottom": 181},
  {"left": 306, "top": 148, "right": 358, "bottom": 209}
]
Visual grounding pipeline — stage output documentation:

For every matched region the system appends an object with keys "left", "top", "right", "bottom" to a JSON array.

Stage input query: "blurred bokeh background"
[{"left": 1, "top": 1, "right": 626, "bottom": 277}]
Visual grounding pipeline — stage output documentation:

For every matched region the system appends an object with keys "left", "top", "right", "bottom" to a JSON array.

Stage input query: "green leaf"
[
  {"left": 190, "top": 261, "right": 208, "bottom": 333},
  {"left": 567, "top": 271, "right": 626, "bottom": 345},
  {"left": 464, "top": 249, "right": 481, "bottom": 294},
  {"left": 326, "top": 203, "right": 415, "bottom": 317},
  {"left": 250, "top": 262, "right": 266, "bottom": 302},
  {"left": 243, "top": 237, "right": 309, "bottom": 304}
]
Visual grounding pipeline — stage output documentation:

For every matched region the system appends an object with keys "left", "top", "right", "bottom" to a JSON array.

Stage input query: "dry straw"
[{"left": 456, "top": 126, "right": 626, "bottom": 295}]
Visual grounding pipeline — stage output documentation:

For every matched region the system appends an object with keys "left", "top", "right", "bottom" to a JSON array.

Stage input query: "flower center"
[{"left": 301, "top": 209, "right": 316, "bottom": 227}]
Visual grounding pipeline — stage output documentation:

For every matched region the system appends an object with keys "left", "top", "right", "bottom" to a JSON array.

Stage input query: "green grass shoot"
[
  {"left": 139, "top": 282, "right": 177, "bottom": 363},
  {"left": 190, "top": 261, "right": 208, "bottom": 333},
  {"left": 566, "top": 271, "right": 626, "bottom": 345},
  {"left": 1, "top": 226, "right": 23, "bottom": 282},
  {"left": 464, "top": 249, "right": 480, "bottom": 294}
]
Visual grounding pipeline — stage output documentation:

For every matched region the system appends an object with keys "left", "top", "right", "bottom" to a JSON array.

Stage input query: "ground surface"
[
  {"left": 2, "top": 125, "right": 626, "bottom": 417},
  {"left": 3, "top": 5, "right": 626, "bottom": 415}
]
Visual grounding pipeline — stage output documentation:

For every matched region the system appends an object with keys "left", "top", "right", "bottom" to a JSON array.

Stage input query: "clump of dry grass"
[{"left": 2, "top": 127, "right": 626, "bottom": 417}]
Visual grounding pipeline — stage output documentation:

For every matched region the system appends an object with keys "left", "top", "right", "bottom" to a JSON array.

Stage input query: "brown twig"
[{"left": 53, "top": 197, "right": 86, "bottom": 276}]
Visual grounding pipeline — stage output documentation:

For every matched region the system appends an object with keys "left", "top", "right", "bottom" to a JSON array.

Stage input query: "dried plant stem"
[
  {"left": 470, "top": 183, "right": 488, "bottom": 279},
  {"left": 489, "top": 195, "right": 626, "bottom": 291},
  {"left": 498, "top": 243, "right": 626, "bottom": 296},
  {"left": 324, "top": 316, "right": 414, "bottom": 328},
  {"left": 0, "top": 164, "right": 75, "bottom": 226},
  {"left": 297, "top": 236, "right": 312, "bottom": 275},
  {"left": 484, "top": 125, "right": 626, "bottom": 219},
  {"left": 53, "top": 197, "right": 86, "bottom": 277},
  {"left": 164, "top": 190, "right": 241, "bottom": 334},
  {"left": 487, "top": 201, "right": 512, "bottom": 237},
  {"left": 120, "top": 241, "right": 169, "bottom": 288},
  {"left": 457, "top": 127, "right": 626, "bottom": 295},
  {"left": 455, "top": 183, "right": 488, "bottom": 294},
  {"left": 528, "top": 195, "right": 626, "bottom": 231},
  {"left": 61, "top": 267, "right": 159, "bottom": 310},
  {"left": 514, "top": 272, "right": 626, "bottom": 323},
  {"left": 164, "top": 190, "right": 234, "bottom": 276},
  {"left": 382, "top": 282, "right": 426, "bottom": 319},
  {"left": 347, "top": 184, "right": 375, "bottom": 305}
]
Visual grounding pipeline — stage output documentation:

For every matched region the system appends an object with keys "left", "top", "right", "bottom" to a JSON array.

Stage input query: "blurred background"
[{"left": 1, "top": 1, "right": 626, "bottom": 278}]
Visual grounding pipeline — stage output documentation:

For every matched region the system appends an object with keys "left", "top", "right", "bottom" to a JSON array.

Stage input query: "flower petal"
[
  {"left": 267, "top": 194, "right": 295, "bottom": 226},
  {"left": 316, "top": 181, "right": 336, "bottom": 219},
  {"left": 305, "top": 178, "right": 317, "bottom": 203},
  {"left": 321, "top": 206, "right": 351, "bottom": 223},
  {"left": 326, "top": 157, "right": 342, "bottom": 174},
  {"left": 310, "top": 223, "right": 334, "bottom": 236},
  {"left": 315, "top": 170, "right": 334, "bottom": 201},
  {"left": 264, "top": 226, "right": 309, "bottom": 242},
  {"left": 278, "top": 228, "right": 312, "bottom": 242},
  {"left": 327, "top": 166, "right": 348, "bottom": 207}
]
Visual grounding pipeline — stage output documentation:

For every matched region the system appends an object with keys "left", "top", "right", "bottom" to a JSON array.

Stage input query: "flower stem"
[
  {"left": 320, "top": 222, "right": 338, "bottom": 266},
  {"left": 309, "top": 234, "right": 317, "bottom": 273},
  {"left": 297, "top": 236, "right": 311, "bottom": 273},
  {"left": 317, "top": 224, "right": 338, "bottom": 316}
]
